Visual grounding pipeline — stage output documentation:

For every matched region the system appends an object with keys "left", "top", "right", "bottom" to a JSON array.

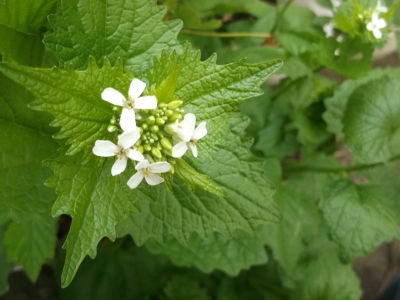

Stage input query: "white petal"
[
  {"left": 366, "top": 22, "right": 374, "bottom": 31},
  {"left": 134, "top": 96, "right": 158, "bottom": 109},
  {"left": 145, "top": 173, "right": 164, "bottom": 185},
  {"left": 371, "top": 13, "right": 379, "bottom": 22},
  {"left": 149, "top": 162, "right": 171, "bottom": 173},
  {"left": 377, "top": 19, "right": 386, "bottom": 28},
  {"left": 120, "top": 108, "right": 136, "bottom": 132},
  {"left": 172, "top": 141, "right": 188, "bottom": 158},
  {"left": 126, "top": 149, "right": 144, "bottom": 161},
  {"left": 373, "top": 28, "right": 382, "bottom": 39},
  {"left": 118, "top": 129, "right": 140, "bottom": 149},
  {"left": 192, "top": 122, "right": 207, "bottom": 140},
  {"left": 135, "top": 159, "right": 150, "bottom": 170},
  {"left": 111, "top": 157, "right": 128, "bottom": 176},
  {"left": 127, "top": 171, "right": 144, "bottom": 189},
  {"left": 128, "top": 78, "right": 146, "bottom": 100},
  {"left": 93, "top": 140, "right": 119, "bottom": 157},
  {"left": 183, "top": 113, "right": 196, "bottom": 126},
  {"left": 101, "top": 88, "right": 126, "bottom": 106},
  {"left": 189, "top": 143, "right": 198, "bottom": 157}
]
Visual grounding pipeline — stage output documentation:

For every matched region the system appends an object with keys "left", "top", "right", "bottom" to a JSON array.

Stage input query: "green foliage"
[
  {"left": 147, "top": 228, "right": 268, "bottom": 275},
  {"left": 45, "top": 0, "right": 182, "bottom": 72},
  {"left": 344, "top": 77, "right": 400, "bottom": 163},
  {"left": 0, "top": 225, "right": 13, "bottom": 294},
  {"left": 164, "top": 275, "right": 211, "bottom": 300}
]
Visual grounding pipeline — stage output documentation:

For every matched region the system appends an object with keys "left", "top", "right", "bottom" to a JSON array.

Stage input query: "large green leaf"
[
  {"left": 117, "top": 118, "right": 280, "bottom": 245},
  {"left": 44, "top": 0, "right": 182, "bottom": 72},
  {"left": 0, "top": 58, "right": 130, "bottom": 159},
  {"left": 0, "top": 0, "right": 56, "bottom": 34},
  {"left": 4, "top": 166, "right": 57, "bottom": 281},
  {"left": 343, "top": 77, "right": 400, "bottom": 163},
  {"left": 146, "top": 228, "right": 268, "bottom": 275},
  {"left": 320, "top": 177, "right": 400, "bottom": 262},
  {"left": 323, "top": 68, "right": 400, "bottom": 137},
  {"left": 148, "top": 47, "right": 282, "bottom": 157},
  {"left": 0, "top": 69, "right": 58, "bottom": 282},
  {"left": 164, "top": 275, "right": 211, "bottom": 300}
]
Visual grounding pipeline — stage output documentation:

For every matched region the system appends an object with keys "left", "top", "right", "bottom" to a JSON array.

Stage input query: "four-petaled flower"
[
  {"left": 171, "top": 113, "right": 207, "bottom": 158},
  {"left": 101, "top": 78, "right": 157, "bottom": 131},
  {"left": 127, "top": 160, "right": 171, "bottom": 189},
  {"left": 93, "top": 129, "right": 144, "bottom": 176},
  {"left": 366, "top": 13, "right": 387, "bottom": 39}
]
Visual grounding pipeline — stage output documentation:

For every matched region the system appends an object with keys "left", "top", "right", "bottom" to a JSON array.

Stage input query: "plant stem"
[
  {"left": 180, "top": 29, "right": 271, "bottom": 38},
  {"left": 283, "top": 155, "right": 400, "bottom": 174},
  {"left": 271, "top": 0, "right": 293, "bottom": 34}
]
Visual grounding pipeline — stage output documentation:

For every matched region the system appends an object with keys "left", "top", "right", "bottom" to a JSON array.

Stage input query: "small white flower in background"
[
  {"left": 127, "top": 159, "right": 171, "bottom": 189},
  {"left": 101, "top": 78, "right": 157, "bottom": 131},
  {"left": 93, "top": 129, "right": 144, "bottom": 176},
  {"left": 323, "top": 22, "right": 334, "bottom": 38},
  {"left": 366, "top": 13, "right": 387, "bottom": 39},
  {"left": 171, "top": 113, "right": 207, "bottom": 158},
  {"left": 375, "top": 0, "right": 388, "bottom": 13}
]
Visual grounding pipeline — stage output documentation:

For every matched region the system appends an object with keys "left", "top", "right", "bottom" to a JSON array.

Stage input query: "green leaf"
[
  {"left": 146, "top": 228, "right": 268, "bottom": 275},
  {"left": 0, "top": 0, "right": 56, "bottom": 34},
  {"left": 147, "top": 46, "right": 282, "bottom": 157},
  {"left": 0, "top": 57, "right": 131, "bottom": 160},
  {"left": 343, "top": 77, "right": 400, "bottom": 163},
  {"left": 44, "top": 0, "right": 183, "bottom": 72},
  {"left": 46, "top": 153, "right": 143, "bottom": 287},
  {"left": 164, "top": 275, "right": 211, "bottom": 300},
  {"left": 0, "top": 225, "right": 13, "bottom": 295},
  {"left": 117, "top": 118, "right": 280, "bottom": 246},
  {"left": 317, "top": 37, "right": 373, "bottom": 79},
  {"left": 174, "top": 159, "right": 227, "bottom": 197},
  {"left": 0, "top": 24, "right": 44, "bottom": 67},
  {"left": 276, "top": 31, "right": 315, "bottom": 56},
  {"left": 57, "top": 238, "right": 171, "bottom": 300},
  {"left": 323, "top": 68, "right": 400, "bottom": 137},
  {"left": 319, "top": 177, "right": 400, "bottom": 262},
  {"left": 4, "top": 166, "right": 57, "bottom": 281},
  {"left": 290, "top": 250, "right": 362, "bottom": 300}
]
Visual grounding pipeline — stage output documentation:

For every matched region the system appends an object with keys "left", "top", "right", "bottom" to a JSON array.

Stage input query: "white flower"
[
  {"left": 366, "top": 13, "right": 387, "bottom": 39},
  {"left": 101, "top": 78, "right": 157, "bottom": 132},
  {"left": 375, "top": 0, "right": 388, "bottom": 13},
  {"left": 127, "top": 159, "right": 171, "bottom": 189},
  {"left": 323, "top": 22, "right": 334, "bottom": 37},
  {"left": 171, "top": 113, "right": 207, "bottom": 158},
  {"left": 93, "top": 129, "right": 144, "bottom": 176}
]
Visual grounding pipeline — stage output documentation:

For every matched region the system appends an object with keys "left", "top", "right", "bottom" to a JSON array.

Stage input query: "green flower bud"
[
  {"left": 151, "top": 125, "right": 159, "bottom": 133},
  {"left": 107, "top": 125, "right": 118, "bottom": 132},
  {"left": 157, "top": 132, "right": 164, "bottom": 138},
  {"left": 160, "top": 137, "right": 172, "bottom": 150},
  {"left": 151, "top": 109, "right": 158, "bottom": 116},
  {"left": 137, "top": 146, "right": 144, "bottom": 154},
  {"left": 165, "top": 110, "right": 173, "bottom": 117},
  {"left": 142, "top": 123, "right": 148, "bottom": 131},
  {"left": 150, "top": 133, "right": 159, "bottom": 141},
  {"left": 164, "top": 124, "right": 175, "bottom": 134},
  {"left": 169, "top": 164, "right": 175, "bottom": 174},
  {"left": 135, "top": 139, "right": 142, "bottom": 146},
  {"left": 149, "top": 138, "right": 155, "bottom": 144},
  {"left": 162, "top": 116, "right": 168, "bottom": 121},
  {"left": 110, "top": 117, "right": 116, "bottom": 125},
  {"left": 138, "top": 127, "right": 144, "bottom": 135},
  {"left": 155, "top": 117, "right": 165, "bottom": 125},
  {"left": 168, "top": 100, "right": 183, "bottom": 110},
  {"left": 146, "top": 115, "right": 155, "bottom": 125},
  {"left": 144, "top": 144, "right": 152, "bottom": 152},
  {"left": 169, "top": 114, "right": 183, "bottom": 123},
  {"left": 162, "top": 147, "right": 172, "bottom": 157},
  {"left": 159, "top": 102, "right": 168, "bottom": 109},
  {"left": 151, "top": 147, "right": 162, "bottom": 158},
  {"left": 112, "top": 106, "right": 119, "bottom": 111}
]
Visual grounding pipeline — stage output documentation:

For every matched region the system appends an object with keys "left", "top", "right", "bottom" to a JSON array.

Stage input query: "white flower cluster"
[
  {"left": 366, "top": 0, "right": 388, "bottom": 39},
  {"left": 92, "top": 78, "right": 207, "bottom": 189}
]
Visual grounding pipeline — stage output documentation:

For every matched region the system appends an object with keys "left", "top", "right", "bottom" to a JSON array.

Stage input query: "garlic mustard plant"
[
  {"left": 92, "top": 129, "right": 144, "bottom": 176},
  {"left": 127, "top": 159, "right": 171, "bottom": 188},
  {"left": 366, "top": 12, "right": 387, "bottom": 39},
  {"left": 101, "top": 78, "right": 157, "bottom": 131},
  {"left": 171, "top": 113, "right": 207, "bottom": 158}
]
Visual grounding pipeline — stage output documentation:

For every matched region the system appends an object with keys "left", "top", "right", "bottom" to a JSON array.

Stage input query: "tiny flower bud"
[
  {"left": 151, "top": 147, "right": 162, "bottom": 158},
  {"left": 144, "top": 144, "right": 152, "bottom": 152},
  {"left": 169, "top": 114, "right": 183, "bottom": 123},
  {"left": 150, "top": 133, "right": 159, "bottom": 141},
  {"left": 157, "top": 132, "right": 164, "bottom": 138},
  {"left": 138, "top": 127, "right": 144, "bottom": 135},
  {"left": 135, "top": 139, "right": 142, "bottom": 146},
  {"left": 110, "top": 117, "right": 116, "bottom": 125},
  {"left": 149, "top": 138, "right": 155, "bottom": 143},
  {"left": 107, "top": 125, "right": 118, "bottom": 132},
  {"left": 151, "top": 125, "right": 159, "bottom": 133},
  {"left": 165, "top": 110, "right": 173, "bottom": 117},
  {"left": 170, "top": 164, "right": 174, "bottom": 174},
  {"left": 142, "top": 123, "right": 148, "bottom": 131},
  {"left": 137, "top": 146, "right": 144, "bottom": 154},
  {"left": 147, "top": 115, "right": 156, "bottom": 125},
  {"left": 112, "top": 106, "right": 119, "bottom": 111},
  {"left": 164, "top": 124, "right": 175, "bottom": 134},
  {"left": 160, "top": 137, "right": 172, "bottom": 150},
  {"left": 162, "top": 147, "right": 172, "bottom": 156},
  {"left": 168, "top": 100, "right": 183, "bottom": 110},
  {"left": 155, "top": 117, "right": 165, "bottom": 125},
  {"left": 159, "top": 102, "right": 168, "bottom": 109}
]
